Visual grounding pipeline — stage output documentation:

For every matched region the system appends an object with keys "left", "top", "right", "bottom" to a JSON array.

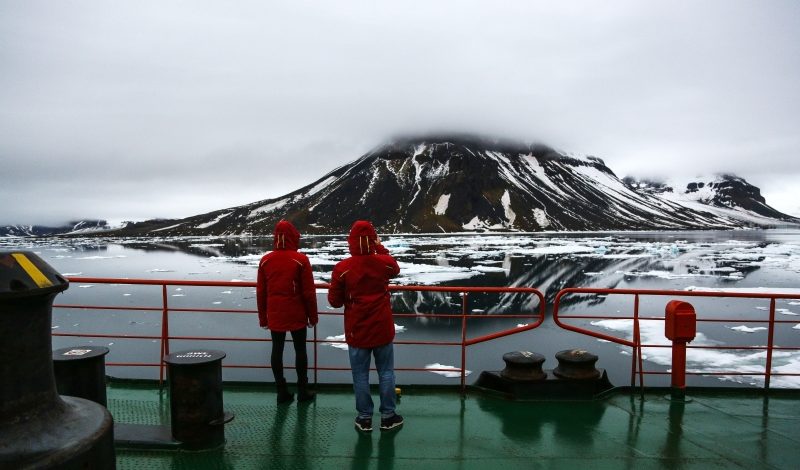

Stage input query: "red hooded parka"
[
  {"left": 328, "top": 220, "right": 400, "bottom": 348},
  {"left": 256, "top": 220, "right": 319, "bottom": 331}
]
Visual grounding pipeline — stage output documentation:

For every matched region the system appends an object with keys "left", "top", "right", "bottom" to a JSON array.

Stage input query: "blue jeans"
[{"left": 348, "top": 343, "right": 396, "bottom": 419}]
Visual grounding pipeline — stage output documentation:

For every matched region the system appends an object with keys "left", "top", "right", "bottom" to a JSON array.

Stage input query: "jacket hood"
[
  {"left": 273, "top": 220, "right": 300, "bottom": 251},
  {"left": 348, "top": 220, "right": 378, "bottom": 256}
]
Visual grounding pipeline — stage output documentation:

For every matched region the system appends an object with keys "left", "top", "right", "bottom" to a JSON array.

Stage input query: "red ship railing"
[
  {"left": 553, "top": 287, "right": 800, "bottom": 390},
  {"left": 52, "top": 279, "right": 799, "bottom": 391},
  {"left": 53, "top": 277, "right": 545, "bottom": 391}
]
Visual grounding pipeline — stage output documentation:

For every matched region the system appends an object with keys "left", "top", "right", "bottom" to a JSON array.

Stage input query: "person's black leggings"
[{"left": 270, "top": 328, "right": 308, "bottom": 382}]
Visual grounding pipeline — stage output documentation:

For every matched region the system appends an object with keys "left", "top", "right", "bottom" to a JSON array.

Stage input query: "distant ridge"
[
  {"left": 0, "top": 220, "right": 114, "bottom": 237},
  {"left": 5, "top": 135, "right": 798, "bottom": 236}
]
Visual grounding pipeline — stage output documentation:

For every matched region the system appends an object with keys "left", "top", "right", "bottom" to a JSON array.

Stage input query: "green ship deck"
[{"left": 110, "top": 381, "right": 800, "bottom": 469}]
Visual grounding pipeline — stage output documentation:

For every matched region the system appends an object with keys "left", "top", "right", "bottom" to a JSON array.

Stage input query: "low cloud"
[{"left": 2, "top": 1, "right": 799, "bottom": 224}]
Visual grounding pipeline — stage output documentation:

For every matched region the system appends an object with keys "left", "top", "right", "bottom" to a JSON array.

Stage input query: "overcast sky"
[{"left": 2, "top": 0, "right": 799, "bottom": 226}]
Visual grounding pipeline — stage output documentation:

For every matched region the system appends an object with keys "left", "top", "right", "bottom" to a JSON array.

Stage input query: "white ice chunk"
[
  {"left": 730, "top": 325, "right": 768, "bottom": 333},
  {"left": 323, "top": 334, "right": 348, "bottom": 350},
  {"left": 425, "top": 363, "right": 471, "bottom": 378}
]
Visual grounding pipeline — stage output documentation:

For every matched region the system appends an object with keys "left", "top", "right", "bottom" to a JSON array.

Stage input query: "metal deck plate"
[{"left": 108, "top": 383, "right": 800, "bottom": 469}]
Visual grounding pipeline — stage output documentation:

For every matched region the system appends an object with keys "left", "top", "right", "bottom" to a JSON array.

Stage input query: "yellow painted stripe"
[{"left": 11, "top": 253, "right": 53, "bottom": 288}]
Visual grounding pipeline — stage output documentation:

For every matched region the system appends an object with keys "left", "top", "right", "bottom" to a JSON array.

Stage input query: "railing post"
[
  {"left": 634, "top": 294, "right": 645, "bottom": 393},
  {"left": 765, "top": 298, "right": 776, "bottom": 390},
  {"left": 159, "top": 284, "right": 170, "bottom": 388},
  {"left": 631, "top": 294, "right": 639, "bottom": 387},
  {"left": 313, "top": 319, "right": 318, "bottom": 385},
  {"left": 460, "top": 291, "right": 468, "bottom": 394}
]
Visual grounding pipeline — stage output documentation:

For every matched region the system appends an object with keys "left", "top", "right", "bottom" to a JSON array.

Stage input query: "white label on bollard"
[
  {"left": 63, "top": 349, "right": 92, "bottom": 356},
  {"left": 176, "top": 352, "right": 213, "bottom": 358}
]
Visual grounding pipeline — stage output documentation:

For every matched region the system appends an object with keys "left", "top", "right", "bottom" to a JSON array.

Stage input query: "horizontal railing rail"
[
  {"left": 553, "top": 287, "right": 800, "bottom": 390},
  {"left": 55, "top": 277, "right": 545, "bottom": 391},
  {"left": 53, "top": 278, "right": 799, "bottom": 391}
]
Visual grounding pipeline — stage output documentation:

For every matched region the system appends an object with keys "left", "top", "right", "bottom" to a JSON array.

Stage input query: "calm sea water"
[{"left": 3, "top": 229, "right": 799, "bottom": 388}]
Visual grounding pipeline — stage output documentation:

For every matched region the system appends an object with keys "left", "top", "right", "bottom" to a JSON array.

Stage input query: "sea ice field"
[{"left": 3, "top": 229, "right": 799, "bottom": 387}]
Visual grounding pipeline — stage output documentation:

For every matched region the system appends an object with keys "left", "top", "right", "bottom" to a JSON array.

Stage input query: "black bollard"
[
  {"left": 0, "top": 251, "right": 115, "bottom": 469},
  {"left": 164, "top": 349, "right": 234, "bottom": 450},
  {"left": 53, "top": 345, "right": 110, "bottom": 406},
  {"left": 500, "top": 351, "right": 547, "bottom": 381},
  {"left": 553, "top": 349, "right": 601, "bottom": 380},
  {"left": 475, "top": 348, "right": 612, "bottom": 399}
]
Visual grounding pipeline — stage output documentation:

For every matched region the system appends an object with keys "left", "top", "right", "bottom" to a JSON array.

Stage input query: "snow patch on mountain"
[
  {"left": 533, "top": 208, "right": 550, "bottom": 228},
  {"left": 520, "top": 154, "right": 566, "bottom": 196},
  {"left": 501, "top": 190, "right": 515, "bottom": 225},
  {"left": 361, "top": 164, "right": 382, "bottom": 202},
  {"left": 249, "top": 198, "right": 289, "bottom": 219},
  {"left": 304, "top": 176, "right": 337, "bottom": 198},
  {"left": 434, "top": 194, "right": 450, "bottom": 215},
  {"left": 151, "top": 223, "right": 184, "bottom": 232},
  {"left": 196, "top": 212, "right": 231, "bottom": 229}
]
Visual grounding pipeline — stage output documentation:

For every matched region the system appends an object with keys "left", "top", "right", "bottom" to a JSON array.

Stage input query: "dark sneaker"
[
  {"left": 354, "top": 417, "right": 372, "bottom": 432},
  {"left": 380, "top": 414, "right": 404, "bottom": 431}
]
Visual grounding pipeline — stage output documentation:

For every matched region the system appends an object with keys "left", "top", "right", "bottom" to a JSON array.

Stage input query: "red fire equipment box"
[{"left": 665, "top": 300, "right": 696, "bottom": 342}]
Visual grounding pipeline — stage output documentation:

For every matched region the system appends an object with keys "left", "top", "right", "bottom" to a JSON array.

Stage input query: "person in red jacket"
[
  {"left": 328, "top": 220, "right": 403, "bottom": 432},
  {"left": 257, "top": 220, "right": 319, "bottom": 404}
]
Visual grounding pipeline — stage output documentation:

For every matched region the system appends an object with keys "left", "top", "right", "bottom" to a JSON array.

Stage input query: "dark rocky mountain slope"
[
  {"left": 7, "top": 135, "right": 797, "bottom": 237},
  {"left": 111, "top": 135, "right": 799, "bottom": 236}
]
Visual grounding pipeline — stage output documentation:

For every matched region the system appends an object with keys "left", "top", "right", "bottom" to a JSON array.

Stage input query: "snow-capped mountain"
[
  {"left": 110, "top": 135, "right": 798, "bottom": 236},
  {"left": 622, "top": 175, "right": 792, "bottom": 224},
  {"left": 0, "top": 220, "right": 119, "bottom": 237}
]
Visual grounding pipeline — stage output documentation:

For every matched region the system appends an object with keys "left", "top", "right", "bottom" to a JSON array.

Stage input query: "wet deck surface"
[{"left": 109, "top": 381, "right": 800, "bottom": 469}]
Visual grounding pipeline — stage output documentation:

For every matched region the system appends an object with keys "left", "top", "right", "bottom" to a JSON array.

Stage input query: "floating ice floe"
[
  {"left": 623, "top": 270, "right": 708, "bottom": 280},
  {"left": 524, "top": 245, "right": 595, "bottom": 255},
  {"left": 729, "top": 326, "right": 768, "bottom": 333},
  {"left": 322, "top": 334, "right": 348, "bottom": 350},
  {"left": 472, "top": 266, "right": 507, "bottom": 273},
  {"left": 307, "top": 256, "right": 337, "bottom": 266},
  {"left": 147, "top": 268, "right": 174, "bottom": 273},
  {"left": 394, "top": 261, "right": 479, "bottom": 284},
  {"left": 590, "top": 318, "right": 800, "bottom": 388},
  {"left": 323, "top": 324, "right": 406, "bottom": 350},
  {"left": 686, "top": 286, "right": 800, "bottom": 295},
  {"left": 425, "top": 363, "right": 472, "bottom": 378}
]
